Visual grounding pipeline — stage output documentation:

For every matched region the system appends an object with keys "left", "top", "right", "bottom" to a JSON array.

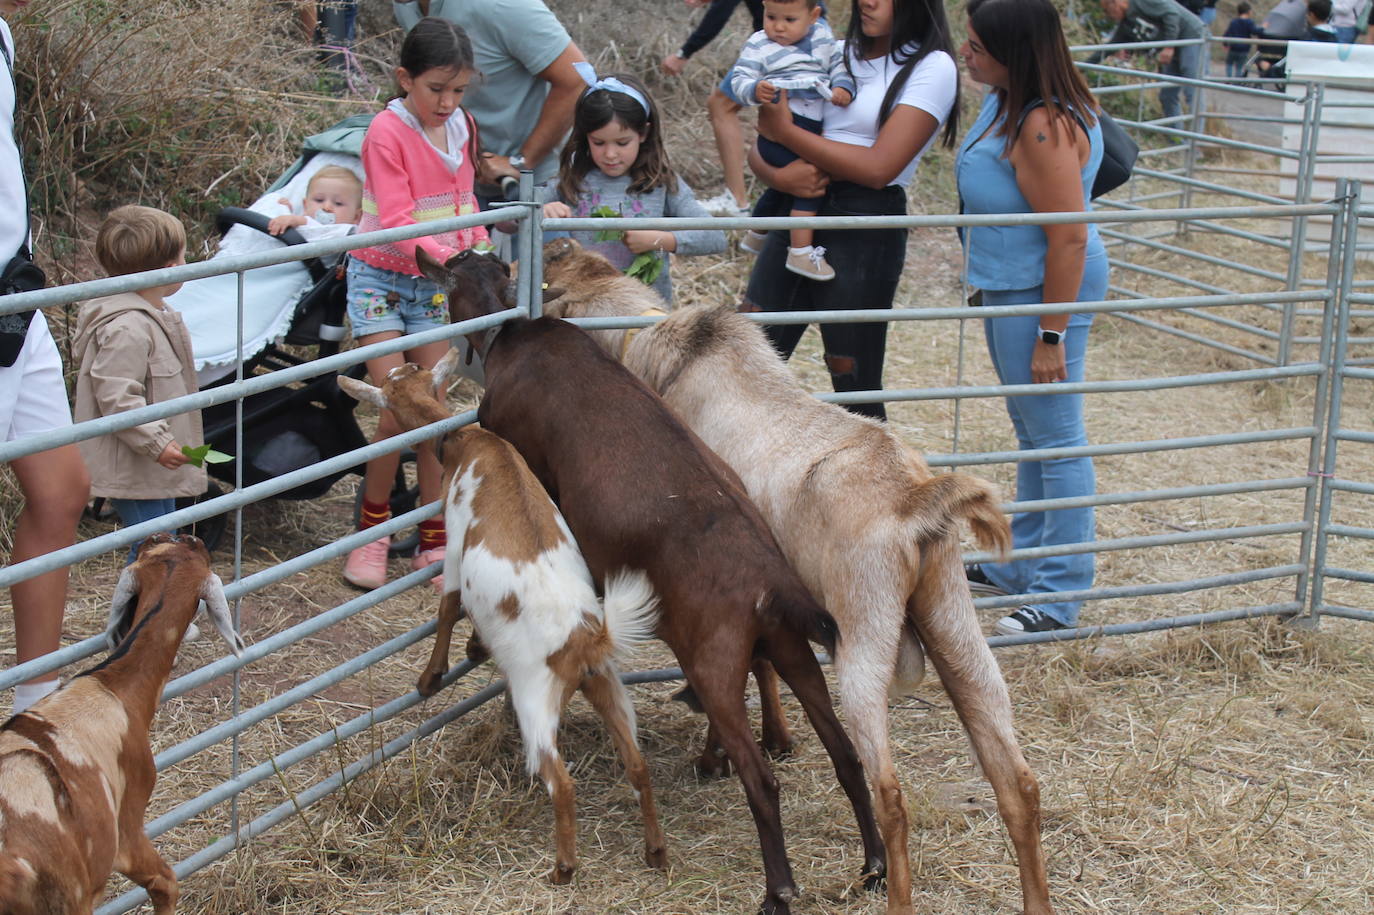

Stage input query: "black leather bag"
[
  {"left": 1091, "top": 110, "right": 1139, "bottom": 199},
  {"left": 0, "top": 253, "right": 44, "bottom": 367}
]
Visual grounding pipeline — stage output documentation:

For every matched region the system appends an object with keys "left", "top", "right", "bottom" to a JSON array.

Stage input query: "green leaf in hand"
[
  {"left": 625, "top": 251, "right": 664, "bottom": 286},
  {"left": 182, "top": 444, "right": 234, "bottom": 468},
  {"left": 588, "top": 204, "right": 623, "bottom": 243}
]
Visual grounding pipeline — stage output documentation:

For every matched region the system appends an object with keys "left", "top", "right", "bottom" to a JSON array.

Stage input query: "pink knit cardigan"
[{"left": 352, "top": 108, "right": 490, "bottom": 276}]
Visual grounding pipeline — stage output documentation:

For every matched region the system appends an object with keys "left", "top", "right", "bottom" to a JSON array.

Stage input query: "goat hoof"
[
  {"left": 416, "top": 672, "right": 442, "bottom": 697},
  {"left": 644, "top": 845, "right": 668, "bottom": 870},
  {"left": 862, "top": 864, "right": 887, "bottom": 893},
  {"left": 759, "top": 887, "right": 797, "bottom": 915},
  {"left": 760, "top": 737, "right": 795, "bottom": 760},
  {"left": 548, "top": 862, "right": 575, "bottom": 885},
  {"left": 694, "top": 750, "right": 731, "bottom": 779}
]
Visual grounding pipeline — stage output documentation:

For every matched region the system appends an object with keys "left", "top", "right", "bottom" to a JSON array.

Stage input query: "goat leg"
[
  {"left": 119, "top": 831, "right": 178, "bottom": 914},
  {"left": 752, "top": 660, "right": 794, "bottom": 759},
  {"left": 911, "top": 535, "right": 1053, "bottom": 915},
  {"left": 418, "top": 589, "right": 464, "bottom": 696},
  {"left": 765, "top": 628, "right": 888, "bottom": 897},
  {"left": 581, "top": 667, "right": 669, "bottom": 870},
  {"left": 536, "top": 748, "right": 578, "bottom": 884}
]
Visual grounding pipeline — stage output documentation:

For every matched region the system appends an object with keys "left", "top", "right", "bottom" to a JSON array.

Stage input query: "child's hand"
[
  {"left": 157, "top": 441, "right": 190, "bottom": 469},
  {"left": 623, "top": 230, "right": 672, "bottom": 255},
  {"left": 268, "top": 214, "right": 306, "bottom": 236},
  {"left": 756, "top": 80, "right": 779, "bottom": 105},
  {"left": 830, "top": 87, "right": 853, "bottom": 107},
  {"left": 543, "top": 201, "right": 573, "bottom": 219}
]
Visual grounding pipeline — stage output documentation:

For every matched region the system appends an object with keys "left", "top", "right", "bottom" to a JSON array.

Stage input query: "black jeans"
[{"left": 742, "top": 181, "right": 907, "bottom": 421}]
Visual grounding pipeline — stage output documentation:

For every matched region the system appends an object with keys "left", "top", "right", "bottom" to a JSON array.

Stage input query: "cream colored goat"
[
  {"left": 540, "top": 237, "right": 1053, "bottom": 915},
  {"left": 0, "top": 533, "right": 244, "bottom": 914},
  {"left": 339, "top": 351, "right": 667, "bottom": 884}
]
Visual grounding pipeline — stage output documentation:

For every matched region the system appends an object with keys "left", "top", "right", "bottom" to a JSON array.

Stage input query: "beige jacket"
[{"left": 73, "top": 292, "right": 206, "bottom": 499}]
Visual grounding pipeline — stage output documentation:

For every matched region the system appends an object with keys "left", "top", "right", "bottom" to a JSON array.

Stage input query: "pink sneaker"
[
  {"left": 413, "top": 547, "right": 446, "bottom": 593},
  {"left": 343, "top": 534, "right": 390, "bottom": 590}
]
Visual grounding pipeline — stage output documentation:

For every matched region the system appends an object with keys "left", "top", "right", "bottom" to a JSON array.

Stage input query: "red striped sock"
[
  {"left": 418, "top": 519, "right": 446, "bottom": 553},
  {"left": 359, "top": 499, "right": 390, "bottom": 531}
]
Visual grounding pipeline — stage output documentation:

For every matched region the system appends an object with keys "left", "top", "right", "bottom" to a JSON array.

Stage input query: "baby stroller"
[{"left": 166, "top": 114, "right": 420, "bottom": 552}]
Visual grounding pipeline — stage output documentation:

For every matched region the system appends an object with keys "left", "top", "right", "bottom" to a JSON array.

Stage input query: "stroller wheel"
[
  {"left": 177, "top": 482, "right": 230, "bottom": 553},
  {"left": 352, "top": 449, "right": 421, "bottom": 556}
]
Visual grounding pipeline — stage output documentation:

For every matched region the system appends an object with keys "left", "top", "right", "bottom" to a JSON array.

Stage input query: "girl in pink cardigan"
[{"left": 343, "top": 17, "right": 492, "bottom": 593}]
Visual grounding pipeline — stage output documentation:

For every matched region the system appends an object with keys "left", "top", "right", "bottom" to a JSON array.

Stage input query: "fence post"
[
  {"left": 1179, "top": 37, "right": 1208, "bottom": 226},
  {"left": 1280, "top": 82, "right": 1324, "bottom": 367},
  {"left": 1291, "top": 178, "right": 1352, "bottom": 627},
  {"left": 1304, "top": 180, "right": 1361, "bottom": 625}
]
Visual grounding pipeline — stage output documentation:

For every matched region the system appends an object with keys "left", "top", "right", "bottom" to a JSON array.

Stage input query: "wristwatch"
[
  {"left": 1037, "top": 325, "right": 1064, "bottom": 345},
  {"left": 508, "top": 153, "right": 527, "bottom": 171}
]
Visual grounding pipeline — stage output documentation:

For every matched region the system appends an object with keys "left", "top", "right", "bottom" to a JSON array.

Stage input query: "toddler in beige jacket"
[{"left": 73, "top": 205, "right": 205, "bottom": 563}]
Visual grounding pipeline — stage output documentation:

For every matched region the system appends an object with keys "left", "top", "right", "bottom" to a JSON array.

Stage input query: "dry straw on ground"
[{"left": 1, "top": 1, "right": 1372, "bottom": 913}]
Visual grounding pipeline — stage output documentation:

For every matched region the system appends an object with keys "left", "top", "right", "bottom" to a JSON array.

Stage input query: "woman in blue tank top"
[{"left": 955, "top": 0, "right": 1109, "bottom": 636}]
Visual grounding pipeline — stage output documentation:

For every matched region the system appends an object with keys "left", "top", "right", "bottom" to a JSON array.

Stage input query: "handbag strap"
[{"left": 1, "top": 28, "right": 34, "bottom": 262}]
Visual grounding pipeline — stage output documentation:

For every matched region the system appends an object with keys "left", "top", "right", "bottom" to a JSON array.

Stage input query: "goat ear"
[
  {"left": 542, "top": 285, "right": 566, "bottom": 304},
  {"left": 338, "top": 375, "right": 387, "bottom": 409},
  {"left": 415, "top": 248, "right": 456, "bottom": 290},
  {"left": 432, "top": 346, "right": 463, "bottom": 394},
  {"left": 105, "top": 565, "right": 139, "bottom": 652},
  {"left": 199, "top": 573, "right": 245, "bottom": 658}
]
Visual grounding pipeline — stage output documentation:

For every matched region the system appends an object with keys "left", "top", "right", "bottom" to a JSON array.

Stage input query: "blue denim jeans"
[
  {"left": 110, "top": 497, "right": 179, "bottom": 565},
  {"left": 1160, "top": 41, "right": 1203, "bottom": 120},
  {"left": 977, "top": 251, "right": 1109, "bottom": 626}
]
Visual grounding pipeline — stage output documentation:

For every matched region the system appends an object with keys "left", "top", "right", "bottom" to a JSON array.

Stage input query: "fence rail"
[{"left": 0, "top": 47, "right": 1368, "bottom": 912}]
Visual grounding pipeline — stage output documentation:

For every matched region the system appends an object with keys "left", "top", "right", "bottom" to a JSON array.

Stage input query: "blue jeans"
[
  {"left": 977, "top": 251, "right": 1109, "bottom": 626},
  {"left": 110, "top": 497, "right": 179, "bottom": 565},
  {"left": 1225, "top": 50, "right": 1249, "bottom": 79},
  {"left": 1335, "top": 25, "right": 1358, "bottom": 43},
  {"left": 1160, "top": 41, "right": 1203, "bottom": 120}
]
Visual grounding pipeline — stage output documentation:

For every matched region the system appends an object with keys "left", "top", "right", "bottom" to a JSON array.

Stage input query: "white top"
[
  {"left": 1, "top": 20, "right": 27, "bottom": 259},
  {"left": 822, "top": 44, "right": 958, "bottom": 189}
]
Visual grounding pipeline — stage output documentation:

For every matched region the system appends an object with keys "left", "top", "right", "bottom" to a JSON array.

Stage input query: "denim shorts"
[{"left": 346, "top": 258, "right": 448, "bottom": 337}]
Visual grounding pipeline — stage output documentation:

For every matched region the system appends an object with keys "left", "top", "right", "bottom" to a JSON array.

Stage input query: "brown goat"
[
  {"left": 540, "top": 237, "right": 1053, "bottom": 915},
  {"left": 419, "top": 247, "right": 885, "bottom": 915},
  {"left": 0, "top": 533, "right": 245, "bottom": 914}
]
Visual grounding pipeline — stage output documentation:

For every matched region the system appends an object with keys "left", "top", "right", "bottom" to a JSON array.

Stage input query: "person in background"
[
  {"left": 661, "top": 0, "right": 766, "bottom": 216},
  {"left": 73, "top": 206, "right": 204, "bottom": 567},
  {"left": 1223, "top": 2, "right": 1260, "bottom": 78},
  {"left": 1, "top": 0, "right": 91, "bottom": 715},
  {"left": 1304, "top": 0, "right": 1339, "bottom": 40},
  {"left": 394, "top": 0, "right": 587, "bottom": 211},
  {"left": 1200, "top": 0, "right": 1219, "bottom": 27},
  {"left": 1096, "top": 0, "right": 1206, "bottom": 121},
  {"left": 742, "top": 0, "right": 960, "bottom": 422},
  {"left": 957, "top": 0, "right": 1108, "bottom": 635},
  {"left": 1330, "top": 0, "right": 1363, "bottom": 43},
  {"left": 540, "top": 71, "right": 725, "bottom": 305},
  {"left": 342, "top": 18, "right": 493, "bottom": 593}
]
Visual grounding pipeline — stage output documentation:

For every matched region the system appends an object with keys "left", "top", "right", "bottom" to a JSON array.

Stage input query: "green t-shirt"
[{"left": 394, "top": 0, "right": 571, "bottom": 184}]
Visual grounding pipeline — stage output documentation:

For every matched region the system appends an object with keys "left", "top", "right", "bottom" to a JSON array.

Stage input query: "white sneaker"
[
  {"left": 699, "top": 190, "right": 749, "bottom": 217},
  {"left": 785, "top": 245, "right": 836, "bottom": 281}
]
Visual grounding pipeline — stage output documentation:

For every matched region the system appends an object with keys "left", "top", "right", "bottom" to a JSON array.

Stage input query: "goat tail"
[
  {"left": 600, "top": 568, "right": 660, "bottom": 660},
  {"left": 906, "top": 472, "right": 1011, "bottom": 558}
]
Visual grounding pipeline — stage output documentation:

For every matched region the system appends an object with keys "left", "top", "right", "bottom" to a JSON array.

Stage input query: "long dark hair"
[
  {"left": 556, "top": 72, "right": 676, "bottom": 202},
  {"left": 967, "top": 0, "right": 1099, "bottom": 153},
  {"left": 396, "top": 17, "right": 475, "bottom": 91},
  {"left": 843, "top": 0, "right": 961, "bottom": 148}
]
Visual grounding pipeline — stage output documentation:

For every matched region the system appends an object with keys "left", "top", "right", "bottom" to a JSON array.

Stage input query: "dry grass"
[{"left": 2, "top": 1, "right": 1373, "bottom": 912}]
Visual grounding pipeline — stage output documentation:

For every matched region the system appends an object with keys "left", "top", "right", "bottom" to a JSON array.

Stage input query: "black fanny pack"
[{"left": 0, "top": 253, "right": 46, "bottom": 367}]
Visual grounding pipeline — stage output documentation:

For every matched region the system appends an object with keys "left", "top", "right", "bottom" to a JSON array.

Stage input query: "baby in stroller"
[{"left": 267, "top": 165, "right": 363, "bottom": 236}]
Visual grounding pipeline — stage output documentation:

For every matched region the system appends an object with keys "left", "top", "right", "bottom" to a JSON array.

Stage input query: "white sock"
[
  {"left": 789, "top": 245, "right": 813, "bottom": 256},
  {"left": 13, "top": 679, "right": 61, "bottom": 715}
]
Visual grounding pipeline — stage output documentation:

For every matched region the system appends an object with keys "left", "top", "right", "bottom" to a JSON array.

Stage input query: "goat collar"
[
  {"left": 620, "top": 307, "right": 667, "bottom": 362},
  {"left": 470, "top": 325, "right": 503, "bottom": 366}
]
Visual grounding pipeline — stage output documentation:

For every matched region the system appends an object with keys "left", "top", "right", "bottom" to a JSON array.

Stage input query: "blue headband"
[{"left": 573, "top": 61, "right": 651, "bottom": 118}]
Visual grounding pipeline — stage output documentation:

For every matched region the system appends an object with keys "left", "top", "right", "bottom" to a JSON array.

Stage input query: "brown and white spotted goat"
[
  {"left": 0, "top": 533, "right": 245, "bottom": 914},
  {"left": 339, "top": 352, "right": 667, "bottom": 884},
  {"left": 540, "top": 236, "right": 1053, "bottom": 915}
]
